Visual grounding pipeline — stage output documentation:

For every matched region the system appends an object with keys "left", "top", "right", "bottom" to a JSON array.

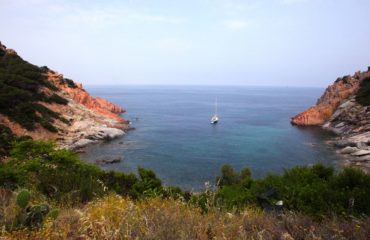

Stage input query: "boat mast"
[{"left": 215, "top": 98, "right": 217, "bottom": 116}]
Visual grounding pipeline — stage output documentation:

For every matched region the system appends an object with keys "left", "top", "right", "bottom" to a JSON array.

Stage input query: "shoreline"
[
  {"left": 323, "top": 97, "right": 370, "bottom": 173},
  {"left": 68, "top": 125, "right": 135, "bottom": 153}
]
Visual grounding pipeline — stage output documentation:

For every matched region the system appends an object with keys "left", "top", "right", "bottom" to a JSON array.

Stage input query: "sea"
[{"left": 80, "top": 86, "right": 342, "bottom": 190}]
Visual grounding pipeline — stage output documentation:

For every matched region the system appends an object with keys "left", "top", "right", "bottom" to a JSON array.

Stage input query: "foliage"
[
  {"left": 131, "top": 167, "right": 163, "bottom": 198},
  {"left": 0, "top": 50, "right": 69, "bottom": 131},
  {"left": 62, "top": 78, "right": 77, "bottom": 88},
  {"left": 216, "top": 164, "right": 252, "bottom": 187},
  {"left": 0, "top": 124, "right": 30, "bottom": 158},
  {"left": 0, "top": 140, "right": 165, "bottom": 204},
  {"left": 0, "top": 189, "right": 56, "bottom": 230},
  {"left": 16, "top": 189, "right": 31, "bottom": 209},
  {"left": 356, "top": 76, "right": 370, "bottom": 106},
  {"left": 0, "top": 139, "right": 370, "bottom": 237},
  {"left": 215, "top": 164, "right": 370, "bottom": 217}
]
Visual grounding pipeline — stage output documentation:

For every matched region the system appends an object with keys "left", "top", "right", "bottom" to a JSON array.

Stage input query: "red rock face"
[
  {"left": 47, "top": 71, "right": 128, "bottom": 124},
  {"left": 291, "top": 70, "right": 370, "bottom": 126}
]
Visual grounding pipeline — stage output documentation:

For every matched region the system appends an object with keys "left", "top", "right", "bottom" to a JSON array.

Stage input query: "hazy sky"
[{"left": 1, "top": 0, "right": 369, "bottom": 86}]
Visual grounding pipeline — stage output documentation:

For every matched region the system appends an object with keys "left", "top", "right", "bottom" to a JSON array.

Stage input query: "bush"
[
  {"left": 0, "top": 140, "right": 166, "bottom": 205},
  {"left": 62, "top": 78, "right": 77, "bottom": 88},
  {"left": 0, "top": 124, "right": 16, "bottom": 157},
  {"left": 356, "top": 76, "right": 370, "bottom": 106},
  {"left": 216, "top": 164, "right": 252, "bottom": 187},
  {"left": 215, "top": 164, "right": 370, "bottom": 217}
]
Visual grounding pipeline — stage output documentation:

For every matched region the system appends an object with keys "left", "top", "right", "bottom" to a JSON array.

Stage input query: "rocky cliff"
[
  {"left": 0, "top": 41, "right": 129, "bottom": 151},
  {"left": 291, "top": 68, "right": 370, "bottom": 172},
  {"left": 291, "top": 71, "right": 369, "bottom": 125}
]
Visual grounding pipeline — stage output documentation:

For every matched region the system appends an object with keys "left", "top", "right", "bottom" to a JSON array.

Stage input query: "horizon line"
[{"left": 83, "top": 83, "right": 326, "bottom": 89}]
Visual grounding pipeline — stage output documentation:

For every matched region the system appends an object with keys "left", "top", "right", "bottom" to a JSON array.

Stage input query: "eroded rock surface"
[{"left": 291, "top": 68, "right": 370, "bottom": 172}]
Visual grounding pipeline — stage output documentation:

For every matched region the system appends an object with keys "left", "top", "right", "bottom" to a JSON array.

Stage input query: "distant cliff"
[
  {"left": 0, "top": 41, "right": 129, "bottom": 152},
  {"left": 291, "top": 68, "right": 370, "bottom": 171}
]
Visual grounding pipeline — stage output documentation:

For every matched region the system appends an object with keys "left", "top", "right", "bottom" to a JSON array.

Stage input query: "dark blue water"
[{"left": 81, "top": 86, "right": 341, "bottom": 190}]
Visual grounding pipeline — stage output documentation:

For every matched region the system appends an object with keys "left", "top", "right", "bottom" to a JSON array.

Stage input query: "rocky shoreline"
[
  {"left": 292, "top": 68, "right": 370, "bottom": 172},
  {"left": 0, "top": 41, "right": 130, "bottom": 151}
]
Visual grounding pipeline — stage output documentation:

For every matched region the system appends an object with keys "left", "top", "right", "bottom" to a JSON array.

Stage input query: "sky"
[{"left": 0, "top": 0, "right": 370, "bottom": 87}]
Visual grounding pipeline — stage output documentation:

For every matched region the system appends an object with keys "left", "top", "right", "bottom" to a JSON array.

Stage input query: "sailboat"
[{"left": 210, "top": 98, "right": 219, "bottom": 124}]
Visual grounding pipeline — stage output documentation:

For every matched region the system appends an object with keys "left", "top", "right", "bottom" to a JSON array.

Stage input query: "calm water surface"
[{"left": 81, "top": 86, "right": 341, "bottom": 190}]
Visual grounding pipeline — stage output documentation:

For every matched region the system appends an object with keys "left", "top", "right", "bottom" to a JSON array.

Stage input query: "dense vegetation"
[
  {"left": 215, "top": 164, "right": 370, "bottom": 216},
  {"left": 3, "top": 195, "right": 370, "bottom": 240},
  {"left": 356, "top": 76, "right": 370, "bottom": 106},
  {"left": 0, "top": 49, "right": 69, "bottom": 132},
  {"left": 0, "top": 140, "right": 173, "bottom": 205},
  {"left": 0, "top": 140, "right": 369, "bottom": 238},
  {"left": 0, "top": 124, "right": 29, "bottom": 158}
]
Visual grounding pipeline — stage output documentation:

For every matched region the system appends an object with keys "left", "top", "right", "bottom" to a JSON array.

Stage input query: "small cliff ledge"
[
  {"left": 0, "top": 41, "right": 129, "bottom": 151},
  {"left": 291, "top": 68, "right": 370, "bottom": 171}
]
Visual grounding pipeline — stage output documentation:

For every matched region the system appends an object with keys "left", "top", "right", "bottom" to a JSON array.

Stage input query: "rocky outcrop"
[
  {"left": 95, "top": 156, "right": 123, "bottom": 164},
  {"left": 291, "top": 68, "right": 370, "bottom": 172},
  {"left": 47, "top": 71, "right": 127, "bottom": 124},
  {"left": 324, "top": 97, "right": 370, "bottom": 171},
  {"left": 0, "top": 41, "right": 129, "bottom": 150},
  {"left": 291, "top": 73, "right": 367, "bottom": 125}
]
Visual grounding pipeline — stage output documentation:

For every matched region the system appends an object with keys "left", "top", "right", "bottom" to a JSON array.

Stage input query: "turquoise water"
[{"left": 81, "top": 86, "right": 341, "bottom": 190}]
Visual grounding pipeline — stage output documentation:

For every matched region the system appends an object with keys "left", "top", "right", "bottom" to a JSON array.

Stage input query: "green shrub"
[
  {"left": 215, "top": 164, "right": 370, "bottom": 217},
  {"left": 0, "top": 124, "right": 17, "bottom": 157},
  {"left": 0, "top": 140, "right": 166, "bottom": 205},
  {"left": 46, "top": 208, "right": 59, "bottom": 220},
  {"left": 132, "top": 167, "right": 163, "bottom": 198},
  {"left": 16, "top": 190, "right": 31, "bottom": 209},
  {"left": 63, "top": 78, "right": 77, "bottom": 88},
  {"left": 356, "top": 76, "right": 370, "bottom": 106},
  {"left": 216, "top": 164, "right": 252, "bottom": 187}
]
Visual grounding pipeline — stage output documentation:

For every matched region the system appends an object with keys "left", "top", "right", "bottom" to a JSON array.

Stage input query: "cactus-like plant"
[
  {"left": 25, "top": 203, "right": 50, "bottom": 228},
  {"left": 16, "top": 189, "right": 30, "bottom": 209},
  {"left": 14, "top": 190, "right": 53, "bottom": 229},
  {"left": 47, "top": 208, "right": 59, "bottom": 220}
]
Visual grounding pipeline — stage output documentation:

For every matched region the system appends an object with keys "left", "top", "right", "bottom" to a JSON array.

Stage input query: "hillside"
[
  {"left": 291, "top": 68, "right": 370, "bottom": 172},
  {"left": 0, "top": 41, "right": 129, "bottom": 155}
]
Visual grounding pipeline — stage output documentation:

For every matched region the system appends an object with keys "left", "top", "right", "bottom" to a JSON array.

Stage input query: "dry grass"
[{"left": 1, "top": 194, "right": 369, "bottom": 240}]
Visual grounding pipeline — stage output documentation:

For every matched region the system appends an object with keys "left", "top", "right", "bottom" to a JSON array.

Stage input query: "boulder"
[
  {"left": 95, "top": 156, "right": 123, "bottom": 164},
  {"left": 351, "top": 150, "right": 370, "bottom": 156},
  {"left": 98, "top": 127, "right": 125, "bottom": 140},
  {"left": 340, "top": 146, "right": 358, "bottom": 154},
  {"left": 356, "top": 142, "right": 368, "bottom": 149},
  {"left": 357, "top": 155, "right": 370, "bottom": 162},
  {"left": 334, "top": 140, "right": 357, "bottom": 148},
  {"left": 70, "top": 139, "right": 96, "bottom": 149}
]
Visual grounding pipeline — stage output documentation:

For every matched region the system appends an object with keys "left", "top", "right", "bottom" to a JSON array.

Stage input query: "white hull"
[{"left": 211, "top": 115, "right": 219, "bottom": 124}]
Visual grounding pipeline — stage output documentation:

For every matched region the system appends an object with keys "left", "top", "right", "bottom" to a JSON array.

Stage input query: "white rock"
[
  {"left": 340, "top": 146, "right": 359, "bottom": 154},
  {"left": 357, "top": 155, "right": 370, "bottom": 161},
  {"left": 338, "top": 100, "right": 356, "bottom": 109},
  {"left": 351, "top": 150, "right": 370, "bottom": 156},
  {"left": 347, "top": 132, "right": 370, "bottom": 144},
  {"left": 71, "top": 139, "right": 96, "bottom": 149},
  {"left": 335, "top": 122, "right": 345, "bottom": 128},
  {"left": 98, "top": 127, "right": 125, "bottom": 139},
  {"left": 356, "top": 142, "right": 368, "bottom": 149}
]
